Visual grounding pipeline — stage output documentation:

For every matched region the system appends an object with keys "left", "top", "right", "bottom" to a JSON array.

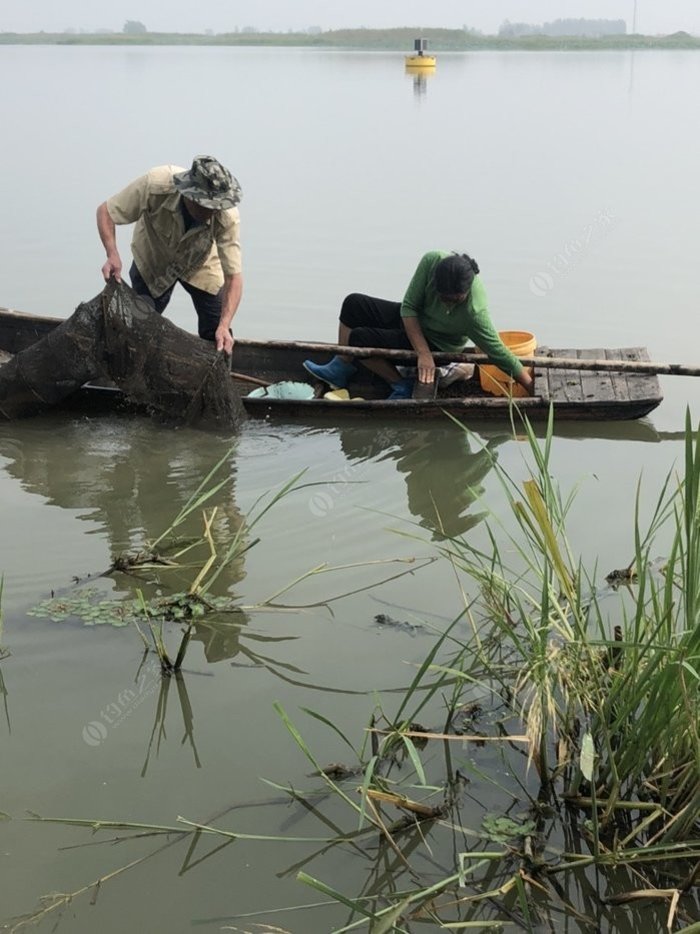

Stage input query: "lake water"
[{"left": 1, "top": 46, "right": 699, "bottom": 932}]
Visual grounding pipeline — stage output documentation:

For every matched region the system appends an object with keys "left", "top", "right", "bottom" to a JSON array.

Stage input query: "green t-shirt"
[{"left": 400, "top": 251, "right": 523, "bottom": 378}]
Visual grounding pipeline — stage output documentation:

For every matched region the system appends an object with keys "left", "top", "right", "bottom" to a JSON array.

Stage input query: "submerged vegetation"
[
  {"left": 447, "top": 408, "right": 700, "bottom": 843},
  {"left": 26, "top": 447, "right": 427, "bottom": 672},
  {"left": 3, "top": 414, "right": 700, "bottom": 931},
  {"left": 255, "top": 410, "right": 700, "bottom": 929}
]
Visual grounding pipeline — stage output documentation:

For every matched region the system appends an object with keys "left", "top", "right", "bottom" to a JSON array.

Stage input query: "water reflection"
[
  {"left": 405, "top": 66, "right": 435, "bottom": 99},
  {"left": 190, "top": 611, "right": 249, "bottom": 663},
  {"left": 0, "top": 415, "right": 404, "bottom": 689},
  {"left": 141, "top": 663, "right": 201, "bottom": 776},
  {"left": 0, "top": 666, "right": 10, "bottom": 734},
  {"left": 0, "top": 415, "right": 251, "bottom": 664},
  {"left": 0, "top": 415, "right": 244, "bottom": 560},
  {"left": 139, "top": 614, "right": 375, "bottom": 772},
  {"left": 338, "top": 423, "right": 507, "bottom": 540}
]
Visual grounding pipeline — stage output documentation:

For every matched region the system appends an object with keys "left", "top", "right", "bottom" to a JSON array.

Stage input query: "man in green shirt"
[{"left": 303, "top": 251, "right": 533, "bottom": 399}]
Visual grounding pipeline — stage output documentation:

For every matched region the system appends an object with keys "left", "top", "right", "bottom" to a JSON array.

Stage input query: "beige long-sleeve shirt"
[{"left": 106, "top": 164, "right": 241, "bottom": 297}]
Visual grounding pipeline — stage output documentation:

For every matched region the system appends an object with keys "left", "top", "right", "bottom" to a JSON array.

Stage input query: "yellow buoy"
[
  {"left": 405, "top": 37, "right": 436, "bottom": 69},
  {"left": 405, "top": 54, "right": 436, "bottom": 68}
]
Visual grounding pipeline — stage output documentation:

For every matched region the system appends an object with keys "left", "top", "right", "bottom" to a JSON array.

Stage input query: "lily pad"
[{"left": 28, "top": 587, "right": 237, "bottom": 629}]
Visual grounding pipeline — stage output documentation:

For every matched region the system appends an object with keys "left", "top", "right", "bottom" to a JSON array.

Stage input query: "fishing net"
[{"left": 0, "top": 280, "right": 247, "bottom": 430}]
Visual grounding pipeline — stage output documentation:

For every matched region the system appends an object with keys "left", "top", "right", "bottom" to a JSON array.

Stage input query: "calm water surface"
[{"left": 0, "top": 46, "right": 699, "bottom": 931}]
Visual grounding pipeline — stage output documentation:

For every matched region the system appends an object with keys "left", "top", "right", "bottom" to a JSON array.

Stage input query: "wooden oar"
[
  {"left": 257, "top": 339, "right": 700, "bottom": 377},
  {"left": 231, "top": 371, "right": 270, "bottom": 387}
]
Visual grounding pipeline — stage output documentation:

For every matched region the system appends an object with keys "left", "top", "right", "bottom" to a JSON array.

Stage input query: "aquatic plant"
[
  {"left": 248, "top": 410, "right": 700, "bottom": 928},
  {"left": 7, "top": 417, "right": 700, "bottom": 931},
  {"left": 26, "top": 447, "right": 431, "bottom": 675},
  {"left": 444, "top": 409, "right": 700, "bottom": 845}
]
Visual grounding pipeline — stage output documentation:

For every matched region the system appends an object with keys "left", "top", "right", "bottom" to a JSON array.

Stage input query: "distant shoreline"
[{"left": 1, "top": 28, "right": 699, "bottom": 51}]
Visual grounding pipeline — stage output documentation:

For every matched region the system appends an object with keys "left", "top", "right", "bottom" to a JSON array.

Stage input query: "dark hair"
[{"left": 433, "top": 253, "right": 480, "bottom": 295}]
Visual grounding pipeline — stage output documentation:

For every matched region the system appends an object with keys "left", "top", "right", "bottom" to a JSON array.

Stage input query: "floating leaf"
[
  {"left": 481, "top": 814, "right": 536, "bottom": 844},
  {"left": 27, "top": 584, "right": 237, "bottom": 632}
]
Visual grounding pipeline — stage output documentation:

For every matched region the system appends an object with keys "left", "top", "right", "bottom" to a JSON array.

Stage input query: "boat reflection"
[
  {"left": 337, "top": 423, "right": 508, "bottom": 540},
  {"left": 332, "top": 412, "right": 684, "bottom": 542}
]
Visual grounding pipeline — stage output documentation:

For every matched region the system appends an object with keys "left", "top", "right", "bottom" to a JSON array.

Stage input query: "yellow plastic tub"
[{"left": 478, "top": 331, "right": 536, "bottom": 398}]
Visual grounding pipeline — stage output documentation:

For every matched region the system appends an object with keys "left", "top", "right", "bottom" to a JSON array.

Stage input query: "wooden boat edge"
[{"left": 0, "top": 307, "right": 664, "bottom": 422}]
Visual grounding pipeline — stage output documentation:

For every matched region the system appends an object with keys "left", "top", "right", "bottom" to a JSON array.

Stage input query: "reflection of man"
[
  {"left": 338, "top": 425, "right": 505, "bottom": 540},
  {"left": 0, "top": 419, "right": 249, "bottom": 662},
  {"left": 96, "top": 155, "right": 243, "bottom": 353}
]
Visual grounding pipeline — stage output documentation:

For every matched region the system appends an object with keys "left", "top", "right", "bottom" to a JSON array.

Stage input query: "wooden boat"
[{"left": 0, "top": 307, "right": 663, "bottom": 421}]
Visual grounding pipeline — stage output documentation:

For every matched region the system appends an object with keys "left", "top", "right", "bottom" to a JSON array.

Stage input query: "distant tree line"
[
  {"left": 2, "top": 25, "right": 699, "bottom": 50},
  {"left": 499, "top": 18, "right": 626, "bottom": 38}
]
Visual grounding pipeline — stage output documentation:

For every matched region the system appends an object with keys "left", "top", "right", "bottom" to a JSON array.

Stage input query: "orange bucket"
[{"left": 479, "top": 331, "right": 536, "bottom": 398}]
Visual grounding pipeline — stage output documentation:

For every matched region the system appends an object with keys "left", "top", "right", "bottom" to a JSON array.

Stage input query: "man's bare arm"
[{"left": 97, "top": 202, "right": 123, "bottom": 282}]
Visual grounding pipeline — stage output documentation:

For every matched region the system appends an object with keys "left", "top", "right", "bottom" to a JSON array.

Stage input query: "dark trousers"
[
  {"left": 340, "top": 293, "right": 414, "bottom": 350},
  {"left": 129, "top": 263, "right": 222, "bottom": 342}
]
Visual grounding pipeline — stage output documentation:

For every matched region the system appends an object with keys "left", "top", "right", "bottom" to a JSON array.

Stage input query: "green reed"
[
  {"left": 261, "top": 409, "right": 700, "bottom": 927},
  {"left": 444, "top": 409, "right": 700, "bottom": 846},
  {"left": 9, "top": 416, "right": 700, "bottom": 932}
]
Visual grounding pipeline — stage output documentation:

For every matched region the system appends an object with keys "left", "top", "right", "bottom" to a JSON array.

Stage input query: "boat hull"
[{"left": 0, "top": 308, "right": 663, "bottom": 422}]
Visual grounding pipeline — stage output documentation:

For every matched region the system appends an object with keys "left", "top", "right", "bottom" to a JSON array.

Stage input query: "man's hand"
[
  {"left": 215, "top": 324, "right": 234, "bottom": 354},
  {"left": 216, "top": 273, "right": 242, "bottom": 355},
  {"left": 101, "top": 252, "right": 122, "bottom": 282},
  {"left": 417, "top": 350, "right": 436, "bottom": 384}
]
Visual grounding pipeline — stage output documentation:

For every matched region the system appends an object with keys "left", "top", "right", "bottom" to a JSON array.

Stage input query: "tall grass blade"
[
  {"left": 150, "top": 446, "right": 235, "bottom": 549},
  {"left": 273, "top": 703, "right": 362, "bottom": 816},
  {"left": 299, "top": 706, "right": 359, "bottom": 757},
  {"left": 357, "top": 754, "right": 379, "bottom": 831},
  {"left": 371, "top": 897, "right": 412, "bottom": 934},
  {"left": 296, "top": 872, "right": 381, "bottom": 924},
  {"left": 399, "top": 734, "right": 428, "bottom": 786}
]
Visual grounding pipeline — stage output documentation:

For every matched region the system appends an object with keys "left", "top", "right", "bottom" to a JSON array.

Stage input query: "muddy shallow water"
[{"left": 1, "top": 44, "right": 700, "bottom": 932}]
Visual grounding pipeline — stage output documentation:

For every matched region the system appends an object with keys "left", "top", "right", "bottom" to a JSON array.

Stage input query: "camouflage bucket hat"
[{"left": 173, "top": 155, "right": 242, "bottom": 210}]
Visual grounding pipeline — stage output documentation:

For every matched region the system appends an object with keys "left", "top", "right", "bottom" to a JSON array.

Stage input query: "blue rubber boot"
[
  {"left": 387, "top": 378, "right": 415, "bottom": 400},
  {"left": 303, "top": 355, "right": 357, "bottom": 388}
]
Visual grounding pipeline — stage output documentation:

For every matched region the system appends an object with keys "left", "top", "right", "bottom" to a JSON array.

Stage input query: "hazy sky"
[{"left": 3, "top": 1, "right": 700, "bottom": 36}]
